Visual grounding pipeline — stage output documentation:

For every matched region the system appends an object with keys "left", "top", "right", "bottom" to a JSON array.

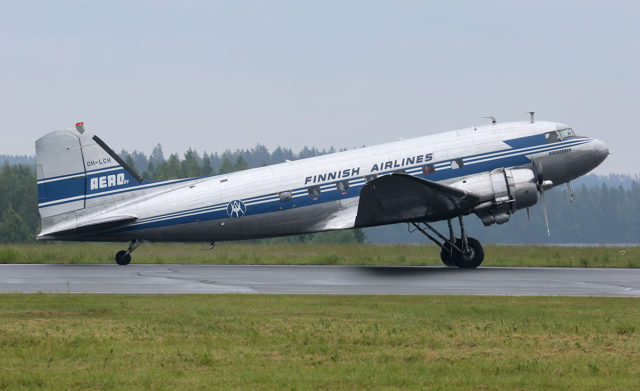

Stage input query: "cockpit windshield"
[
  {"left": 545, "top": 128, "right": 576, "bottom": 143},
  {"left": 557, "top": 128, "right": 576, "bottom": 140}
]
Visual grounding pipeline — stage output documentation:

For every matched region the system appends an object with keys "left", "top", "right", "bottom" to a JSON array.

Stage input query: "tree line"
[{"left": 121, "top": 143, "right": 337, "bottom": 181}]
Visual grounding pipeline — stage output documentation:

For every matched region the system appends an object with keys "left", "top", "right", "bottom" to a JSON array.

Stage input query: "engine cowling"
[{"left": 475, "top": 168, "right": 538, "bottom": 226}]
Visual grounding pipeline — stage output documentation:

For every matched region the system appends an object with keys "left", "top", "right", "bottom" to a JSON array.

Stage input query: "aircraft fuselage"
[{"left": 36, "top": 120, "right": 608, "bottom": 243}]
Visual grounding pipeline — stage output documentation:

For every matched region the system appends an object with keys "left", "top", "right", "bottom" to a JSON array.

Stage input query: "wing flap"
[{"left": 354, "top": 174, "right": 480, "bottom": 227}]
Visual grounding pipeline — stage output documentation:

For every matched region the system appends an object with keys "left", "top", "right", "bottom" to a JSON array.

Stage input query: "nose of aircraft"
[
  {"left": 590, "top": 139, "right": 609, "bottom": 167},
  {"left": 532, "top": 137, "right": 609, "bottom": 186}
]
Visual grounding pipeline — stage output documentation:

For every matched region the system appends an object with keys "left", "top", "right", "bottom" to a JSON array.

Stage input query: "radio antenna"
[{"left": 482, "top": 116, "right": 497, "bottom": 125}]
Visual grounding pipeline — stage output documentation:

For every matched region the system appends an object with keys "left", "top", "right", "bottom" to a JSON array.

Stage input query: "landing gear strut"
[
  {"left": 410, "top": 216, "right": 484, "bottom": 268},
  {"left": 115, "top": 239, "right": 143, "bottom": 266}
]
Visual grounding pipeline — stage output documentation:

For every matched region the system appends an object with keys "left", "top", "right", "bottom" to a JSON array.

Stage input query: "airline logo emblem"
[
  {"left": 90, "top": 173, "right": 129, "bottom": 190},
  {"left": 226, "top": 200, "right": 247, "bottom": 218}
]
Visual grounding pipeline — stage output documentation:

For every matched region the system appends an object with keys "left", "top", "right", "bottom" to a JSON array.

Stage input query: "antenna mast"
[{"left": 482, "top": 116, "right": 497, "bottom": 125}]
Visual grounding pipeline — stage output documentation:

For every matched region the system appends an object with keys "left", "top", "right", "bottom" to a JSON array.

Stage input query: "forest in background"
[{"left": 1, "top": 145, "right": 638, "bottom": 244}]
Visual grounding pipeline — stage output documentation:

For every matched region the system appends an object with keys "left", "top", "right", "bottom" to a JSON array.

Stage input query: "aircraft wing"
[{"left": 354, "top": 174, "right": 480, "bottom": 227}]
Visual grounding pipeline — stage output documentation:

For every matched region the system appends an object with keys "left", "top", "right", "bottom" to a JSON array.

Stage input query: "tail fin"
[{"left": 36, "top": 124, "right": 142, "bottom": 225}]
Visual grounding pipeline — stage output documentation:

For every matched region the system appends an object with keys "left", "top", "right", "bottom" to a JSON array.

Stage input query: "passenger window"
[
  {"left": 422, "top": 164, "right": 435, "bottom": 175},
  {"left": 450, "top": 159, "right": 464, "bottom": 169},
  {"left": 336, "top": 181, "right": 349, "bottom": 192},
  {"left": 365, "top": 174, "right": 377, "bottom": 183},
  {"left": 279, "top": 191, "right": 292, "bottom": 202},
  {"left": 307, "top": 186, "right": 321, "bottom": 196}
]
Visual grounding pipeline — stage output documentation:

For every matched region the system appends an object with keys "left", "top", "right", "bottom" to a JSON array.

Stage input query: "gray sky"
[{"left": 1, "top": 0, "right": 638, "bottom": 175}]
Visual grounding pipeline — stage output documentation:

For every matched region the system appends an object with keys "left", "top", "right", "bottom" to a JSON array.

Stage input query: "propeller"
[
  {"left": 540, "top": 190, "right": 550, "bottom": 237},
  {"left": 567, "top": 181, "right": 574, "bottom": 203},
  {"left": 532, "top": 160, "right": 552, "bottom": 237},
  {"left": 534, "top": 160, "right": 544, "bottom": 184}
]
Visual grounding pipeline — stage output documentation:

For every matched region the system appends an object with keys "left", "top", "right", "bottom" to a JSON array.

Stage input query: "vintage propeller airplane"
[{"left": 35, "top": 113, "right": 608, "bottom": 267}]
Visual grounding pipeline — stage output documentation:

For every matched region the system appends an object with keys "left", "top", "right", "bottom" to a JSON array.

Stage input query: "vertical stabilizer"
[{"left": 36, "top": 126, "right": 143, "bottom": 236}]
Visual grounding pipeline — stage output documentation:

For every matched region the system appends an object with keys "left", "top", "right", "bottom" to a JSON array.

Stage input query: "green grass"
[
  {"left": 0, "top": 294, "right": 638, "bottom": 390},
  {"left": 0, "top": 242, "right": 639, "bottom": 267}
]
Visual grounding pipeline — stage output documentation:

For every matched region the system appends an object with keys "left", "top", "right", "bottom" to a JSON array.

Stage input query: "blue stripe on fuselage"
[{"left": 503, "top": 134, "right": 546, "bottom": 149}]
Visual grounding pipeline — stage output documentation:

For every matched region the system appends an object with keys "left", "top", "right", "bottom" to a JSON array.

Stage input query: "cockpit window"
[
  {"left": 557, "top": 128, "right": 576, "bottom": 140},
  {"left": 546, "top": 128, "right": 576, "bottom": 143},
  {"left": 545, "top": 131, "right": 559, "bottom": 143}
]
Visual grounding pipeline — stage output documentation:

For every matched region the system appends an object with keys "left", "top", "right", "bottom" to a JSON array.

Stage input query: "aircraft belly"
[{"left": 86, "top": 200, "right": 346, "bottom": 242}]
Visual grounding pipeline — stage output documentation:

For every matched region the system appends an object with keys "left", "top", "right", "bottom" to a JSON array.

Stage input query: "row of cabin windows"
[
  {"left": 279, "top": 180, "right": 351, "bottom": 201},
  {"left": 282, "top": 161, "right": 467, "bottom": 202},
  {"left": 421, "top": 160, "right": 463, "bottom": 172}
]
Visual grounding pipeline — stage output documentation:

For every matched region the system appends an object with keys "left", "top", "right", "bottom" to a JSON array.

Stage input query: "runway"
[{"left": 1, "top": 264, "right": 639, "bottom": 296}]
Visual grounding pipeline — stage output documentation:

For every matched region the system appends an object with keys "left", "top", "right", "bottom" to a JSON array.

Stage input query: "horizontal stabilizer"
[
  {"left": 355, "top": 174, "right": 480, "bottom": 227},
  {"left": 37, "top": 214, "right": 138, "bottom": 239}
]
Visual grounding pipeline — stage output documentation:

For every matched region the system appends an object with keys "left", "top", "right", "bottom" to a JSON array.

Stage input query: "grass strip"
[
  {"left": 0, "top": 242, "right": 639, "bottom": 267},
  {"left": 0, "top": 294, "right": 638, "bottom": 390}
]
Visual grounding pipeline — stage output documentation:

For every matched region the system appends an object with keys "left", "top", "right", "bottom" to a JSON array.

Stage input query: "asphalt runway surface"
[{"left": 1, "top": 264, "right": 639, "bottom": 296}]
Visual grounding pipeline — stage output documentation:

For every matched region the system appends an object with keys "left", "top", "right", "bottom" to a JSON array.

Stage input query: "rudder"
[{"left": 36, "top": 130, "right": 87, "bottom": 218}]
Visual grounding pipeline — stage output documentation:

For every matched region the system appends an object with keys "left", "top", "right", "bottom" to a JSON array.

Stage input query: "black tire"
[
  {"left": 452, "top": 237, "right": 484, "bottom": 268},
  {"left": 115, "top": 250, "right": 131, "bottom": 266},
  {"left": 439, "top": 242, "right": 456, "bottom": 267}
]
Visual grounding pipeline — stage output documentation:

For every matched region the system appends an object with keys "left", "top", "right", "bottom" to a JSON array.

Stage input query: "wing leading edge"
[{"left": 354, "top": 174, "right": 480, "bottom": 227}]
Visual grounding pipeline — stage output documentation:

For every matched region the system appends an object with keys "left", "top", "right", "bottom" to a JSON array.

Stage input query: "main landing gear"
[
  {"left": 115, "top": 239, "right": 143, "bottom": 266},
  {"left": 410, "top": 216, "right": 485, "bottom": 268}
]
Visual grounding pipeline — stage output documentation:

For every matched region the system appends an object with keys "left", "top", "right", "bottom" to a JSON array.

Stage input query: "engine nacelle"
[
  {"left": 501, "top": 168, "right": 539, "bottom": 211},
  {"left": 451, "top": 168, "right": 538, "bottom": 226}
]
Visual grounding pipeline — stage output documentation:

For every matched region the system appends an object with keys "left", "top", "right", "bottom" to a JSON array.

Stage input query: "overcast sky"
[{"left": 1, "top": 1, "right": 638, "bottom": 174}]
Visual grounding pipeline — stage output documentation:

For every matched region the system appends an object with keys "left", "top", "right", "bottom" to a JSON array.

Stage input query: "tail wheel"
[
  {"left": 453, "top": 237, "right": 484, "bottom": 268},
  {"left": 439, "top": 242, "right": 456, "bottom": 267},
  {"left": 115, "top": 250, "right": 131, "bottom": 266}
]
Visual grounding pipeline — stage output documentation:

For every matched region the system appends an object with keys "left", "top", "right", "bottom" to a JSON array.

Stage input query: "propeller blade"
[
  {"left": 527, "top": 208, "right": 530, "bottom": 220},
  {"left": 540, "top": 190, "right": 550, "bottom": 237},
  {"left": 534, "top": 160, "right": 544, "bottom": 184}
]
